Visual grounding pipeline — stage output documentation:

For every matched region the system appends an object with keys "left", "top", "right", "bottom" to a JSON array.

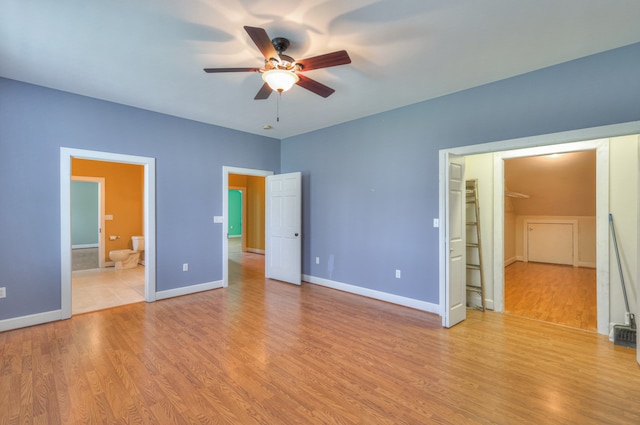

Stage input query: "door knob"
[{"left": 295, "top": 233, "right": 299, "bottom": 237}]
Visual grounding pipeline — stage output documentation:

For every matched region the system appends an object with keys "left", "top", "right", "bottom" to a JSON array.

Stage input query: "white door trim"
[
  {"left": 61, "top": 148, "right": 156, "bottom": 319},
  {"left": 439, "top": 120, "right": 640, "bottom": 334},
  {"left": 222, "top": 166, "right": 274, "bottom": 287},
  {"left": 71, "top": 176, "right": 106, "bottom": 268}
]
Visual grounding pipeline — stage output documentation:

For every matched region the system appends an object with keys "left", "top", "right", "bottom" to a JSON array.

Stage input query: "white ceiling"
[{"left": 2, "top": 0, "right": 640, "bottom": 139}]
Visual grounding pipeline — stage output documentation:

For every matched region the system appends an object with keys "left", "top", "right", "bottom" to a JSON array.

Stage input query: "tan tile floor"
[{"left": 72, "top": 266, "right": 145, "bottom": 314}]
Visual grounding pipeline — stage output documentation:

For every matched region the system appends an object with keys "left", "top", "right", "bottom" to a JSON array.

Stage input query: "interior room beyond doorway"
[
  {"left": 227, "top": 173, "right": 266, "bottom": 284},
  {"left": 502, "top": 150, "right": 597, "bottom": 331}
]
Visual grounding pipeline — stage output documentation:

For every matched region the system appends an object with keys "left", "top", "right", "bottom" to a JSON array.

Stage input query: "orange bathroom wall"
[
  {"left": 246, "top": 176, "right": 265, "bottom": 251},
  {"left": 72, "top": 158, "right": 144, "bottom": 261}
]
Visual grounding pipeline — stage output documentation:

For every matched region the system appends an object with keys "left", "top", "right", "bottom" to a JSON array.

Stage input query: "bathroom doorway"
[
  {"left": 60, "top": 148, "right": 157, "bottom": 318},
  {"left": 71, "top": 159, "right": 145, "bottom": 314}
]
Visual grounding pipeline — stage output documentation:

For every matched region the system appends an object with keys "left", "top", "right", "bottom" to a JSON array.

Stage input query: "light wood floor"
[
  {"left": 2, "top": 255, "right": 639, "bottom": 424},
  {"left": 505, "top": 261, "right": 597, "bottom": 331}
]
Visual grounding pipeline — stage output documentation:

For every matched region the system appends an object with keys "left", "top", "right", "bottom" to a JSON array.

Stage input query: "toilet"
[{"left": 109, "top": 236, "right": 145, "bottom": 269}]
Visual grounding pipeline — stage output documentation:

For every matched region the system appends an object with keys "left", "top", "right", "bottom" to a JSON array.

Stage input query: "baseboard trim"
[
  {"left": 303, "top": 275, "right": 440, "bottom": 315},
  {"left": 578, "top": 261, "right": 596, "bottom": 269},
  {"left": 467, "top": 292, "right": 495, "bottom": 311},
  {"left": 155, "top": 280, "right": 224, "bottom": 300},
  {"left": 72, "top": 244, "right": 99, "bottom": 249},
  {"left": 0, "top": 309, "right": 63, "bottom": 332},
  {"left": 246, "top": 248, "right": 265, "bottom": 255},
  {"left": 504, "top": 257, "right": 518, "bottom": 267}
]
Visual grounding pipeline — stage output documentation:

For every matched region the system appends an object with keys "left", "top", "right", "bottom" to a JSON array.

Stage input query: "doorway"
[
  {"left": 222, "top": 166, "right": 273, "bottom": 287},
  {"left": 438, "top": 122, "right": 639, "bottom": 334},
  {"left": 502, "top": 151, "right": 597, "bottom": 331},
  {"left": 71, "top": 159, "right": 145, "bottom": 314},
  {"left": 60, "top": 148, "right": 156, "bottom": 319}
]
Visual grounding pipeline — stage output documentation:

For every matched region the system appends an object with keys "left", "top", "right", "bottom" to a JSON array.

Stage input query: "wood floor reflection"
[
  {"left": 4, "top": 253, "right": 639, "bottom": 424},
  {"left": 505, "top": 261, "right": 597, "bottom": 331}
]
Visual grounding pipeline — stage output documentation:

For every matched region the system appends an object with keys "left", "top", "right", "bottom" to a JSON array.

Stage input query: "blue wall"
[
  {"left": 0, "top": 78, "right": 280, "bottom": 320},
  {"left": 282, "top": 42, "right": 640, "bottom": 304},
  {"left": 2, "top": 42, "right": 640, "bottom": 322}
]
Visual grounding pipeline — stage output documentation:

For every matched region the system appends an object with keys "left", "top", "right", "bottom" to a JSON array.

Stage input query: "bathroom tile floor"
[{"left": 72, "top": 266, "right": 145, "bottom": 314}]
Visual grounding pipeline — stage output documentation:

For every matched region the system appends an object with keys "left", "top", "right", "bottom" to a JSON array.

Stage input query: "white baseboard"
[
  {"left": 504, "top": 256, "right": 518, "bottom": 267},
  {"left": 155, "top": 280, "right": 224, "bottom": 300},
  {"left": 577, "top": 261, "right": 596, "bottom": 269},
  {"left": 247, "top": 248, "right": 265, "bottom": 255},
  {"left": 72, "top": 244, "right": 99, "bottom": 249},
  {"left": 467, "top": 291, "right": 495, "bottom": 311},
  {"left": 303, "top": 275, "right": 440, "bottom": 315},
  {"left": 0, "top": 309, "right": 63, "bottom": 332},
  {"left": 0, "top": 280, "right": 224, "bottom": 332}
]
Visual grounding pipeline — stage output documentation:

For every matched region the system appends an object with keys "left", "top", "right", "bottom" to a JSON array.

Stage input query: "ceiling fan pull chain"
[{"left": 277, "top": 92, "right": 281, "bottom": 122}]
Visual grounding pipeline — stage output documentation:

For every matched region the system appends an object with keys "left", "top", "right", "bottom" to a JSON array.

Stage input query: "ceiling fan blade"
[
  {"left": 296, "top": 74, "right": 335, "bottom": 98},
  {"left": 297, "top": 50, "right": 351, "bottom": 71},
  {"left": 254, "top": 82, "right": 272, "bottom": 100},
  {"left": 203, "top": 67, "right": 261, "bottom": 73},
  {"left": 244, "top": 26, "right": 279, "bottom": 61}
]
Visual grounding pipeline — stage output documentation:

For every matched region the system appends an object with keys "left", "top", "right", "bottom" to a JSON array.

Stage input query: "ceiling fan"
[{"left": 204, "top": 26, "right": 351, "bottom": 100}]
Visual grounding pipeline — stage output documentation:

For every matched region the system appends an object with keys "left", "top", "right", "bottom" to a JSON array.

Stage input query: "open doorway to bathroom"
[
  {"left": 71, "top": 159, "right": 146, "bottom": 314},
  {"left": 60, "top": 147, "right": 156, "bottom": 319}
]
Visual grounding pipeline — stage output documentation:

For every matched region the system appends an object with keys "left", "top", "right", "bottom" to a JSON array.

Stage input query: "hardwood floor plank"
[
  {"left": 505, "top": 261, "right": 597, "bottom": 331},
  {"left": 1, "top": 253, "right": 639, "bottom": 424}
]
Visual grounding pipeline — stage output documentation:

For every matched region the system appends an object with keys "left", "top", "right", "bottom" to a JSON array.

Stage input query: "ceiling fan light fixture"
[{"left": 262, "top": 69, "right": 299, "bottom": 93}]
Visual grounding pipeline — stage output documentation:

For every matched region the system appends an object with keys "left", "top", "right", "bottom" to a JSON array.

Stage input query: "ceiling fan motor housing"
[{"left": 271, "top": 37, "right": 290, "bottom": 54}]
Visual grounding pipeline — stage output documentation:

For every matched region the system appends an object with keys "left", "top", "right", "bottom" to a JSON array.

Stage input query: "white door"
[
  {"left": 445, "top": 154, "right": 466, "bottom": 327},
  {"left": 265, "top": 172, "right": 302, "bottom": 285},
  {"left": 527, "top": 223, "right": 573, "bottom": 265}
]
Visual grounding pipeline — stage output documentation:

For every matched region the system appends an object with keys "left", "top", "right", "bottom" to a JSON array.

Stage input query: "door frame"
[
  {"left": 439, "top": 120, "right": 640, "bottom": 335},
  {"left": 60, "top": 148, "right": 156, "bottom": 319},
  {"left": 71, "top": 176, "right": 106, "bottom": 268},
  {"left": 222, "top": 166, "right": 273, "bottom": 287}
]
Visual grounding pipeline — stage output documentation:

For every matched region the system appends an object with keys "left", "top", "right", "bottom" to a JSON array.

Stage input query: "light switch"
[{"left": 213, "top": 216, "right": 223, "bottom": 223}]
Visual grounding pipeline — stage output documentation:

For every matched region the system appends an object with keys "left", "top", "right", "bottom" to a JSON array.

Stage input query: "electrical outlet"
[
  {"left": 315, "top": 257, "right": 320, "bottom": 264},
  {"left": 182, "top": 263, "right": 188, "bottom": 272},
  {"left": 395, "top": 270, "right": 401, "bottom": 279},
  {"left": 0, "top": 287, "right": 6, "bottom": 298}
]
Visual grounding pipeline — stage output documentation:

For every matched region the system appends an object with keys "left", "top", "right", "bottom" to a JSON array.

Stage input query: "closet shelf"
[{"left": 505, "top": 191, "right": 529, "bottom": 199}]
